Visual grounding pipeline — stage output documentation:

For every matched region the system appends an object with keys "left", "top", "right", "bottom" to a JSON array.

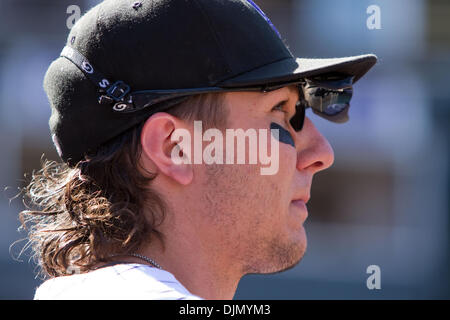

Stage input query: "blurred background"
[{"left": 0, "top": 0, "right": 449, "bottom": 299}]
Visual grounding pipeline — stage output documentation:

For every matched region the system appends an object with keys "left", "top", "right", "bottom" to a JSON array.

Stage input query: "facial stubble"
[{"left": 202, "top": 163, "right": 306, "bottom": 276}]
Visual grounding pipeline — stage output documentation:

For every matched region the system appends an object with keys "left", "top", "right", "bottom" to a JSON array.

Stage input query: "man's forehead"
[
  {"left": 284, "top": 84, "right": 301, "bottom": 98},
  {"left": 225, "top": 84, "right": 300, "bottom": 104},
  {"left": 262, "top": 84, "right": 300, "bottom": 102}
]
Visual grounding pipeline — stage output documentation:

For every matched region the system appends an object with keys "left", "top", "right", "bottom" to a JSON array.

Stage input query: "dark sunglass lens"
[{"left": 290, "top": 100, "right": 306, "bottom": 131}]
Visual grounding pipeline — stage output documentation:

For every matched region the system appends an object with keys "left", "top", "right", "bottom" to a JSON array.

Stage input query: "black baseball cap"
[{"left": 44, "top": 0, "right": 377, "bottom": 165}]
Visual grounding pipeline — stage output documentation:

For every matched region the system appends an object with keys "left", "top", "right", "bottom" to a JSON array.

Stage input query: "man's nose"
[{"left": 294, "top": 117, "right": 335, "bottom": 174}]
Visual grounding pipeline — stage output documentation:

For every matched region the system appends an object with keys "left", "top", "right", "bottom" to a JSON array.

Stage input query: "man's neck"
[{"left": 139, "top": 226, "right": 241, "bottom": 300}]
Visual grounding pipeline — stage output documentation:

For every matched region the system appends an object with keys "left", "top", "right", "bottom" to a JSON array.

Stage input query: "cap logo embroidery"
[
  {"left": 113, "top": 103, "right": 128, "bottom": 112},
  {"left": 81, "top": 61, "right": 93, "bottom": 74},
  {"left": 99, "top": 79, "right": 110, "bottom": 88}
]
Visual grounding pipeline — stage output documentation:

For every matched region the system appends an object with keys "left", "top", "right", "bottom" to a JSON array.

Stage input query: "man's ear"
[{"left": 140, "top": 113, "right": 193, "bottom": 185}]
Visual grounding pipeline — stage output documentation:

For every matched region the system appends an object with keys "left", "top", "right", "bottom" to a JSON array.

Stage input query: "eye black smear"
[{"left": 270, "top": 122, "right": 295, "bottom": 148}]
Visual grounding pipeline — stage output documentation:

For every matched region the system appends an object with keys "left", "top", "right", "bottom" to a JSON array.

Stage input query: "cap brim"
[{"left": 217, "top": 54, "right": 377, "bottom": 88}]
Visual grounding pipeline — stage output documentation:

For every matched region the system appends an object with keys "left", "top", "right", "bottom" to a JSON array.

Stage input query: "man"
[{"left": 23, "top": 0, "right": 376, "bottom": 299}]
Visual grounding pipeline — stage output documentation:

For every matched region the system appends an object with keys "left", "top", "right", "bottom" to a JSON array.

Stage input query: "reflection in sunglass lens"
[
  {"left": 306, "top": 85, "right": 353, "bottom": 116},
  {"left": 304, "top": 76, "right": 353, "bottom": 111}
]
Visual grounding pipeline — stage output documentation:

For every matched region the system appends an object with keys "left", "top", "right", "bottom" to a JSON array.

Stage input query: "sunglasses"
[
  {"left": 290, "top": 74, "right": 354, "bottom": 131},
  {"left": 103, "top": 74, "right": 353, "bottom": 132}
]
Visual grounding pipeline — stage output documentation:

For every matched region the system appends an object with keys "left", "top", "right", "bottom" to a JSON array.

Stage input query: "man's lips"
[
  {"left": 291, "top": 198, "right": 309, "bottom": 221},
  {"left": 292, "top": 194, "right": 310, "bottom": 204},
  {"left": 291, "top": 199, "right": 308, "bottom": 208}
]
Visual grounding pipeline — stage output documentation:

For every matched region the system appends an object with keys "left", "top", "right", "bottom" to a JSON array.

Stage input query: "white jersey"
[{"left": 34, "top": 263, "right": 203, "bottom": 300}]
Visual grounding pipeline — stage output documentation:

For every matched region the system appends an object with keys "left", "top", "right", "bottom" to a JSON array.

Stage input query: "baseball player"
[{"left": 22, "top": 0, "right": 376, "bottom": 299}]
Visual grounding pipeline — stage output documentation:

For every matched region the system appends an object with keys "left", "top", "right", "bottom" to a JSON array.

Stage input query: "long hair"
[{"left": 18, "top": 92, "right": 227, "bottom": 278}]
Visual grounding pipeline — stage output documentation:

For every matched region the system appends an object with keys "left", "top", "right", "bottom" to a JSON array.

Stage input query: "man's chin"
[
  {"left": 270, "top": 243, "right": 306, "bottom": 274},
  {"left": 245, "top": 234, "right": 307, "bottom": 275},
  {"left": 248, "top": 252, "right": 305, "bottom": 276}
]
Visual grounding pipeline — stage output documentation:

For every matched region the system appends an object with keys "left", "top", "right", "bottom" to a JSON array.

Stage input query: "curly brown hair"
[{"left": 19, "top": 93, "right": 227, "bottom": 278}]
